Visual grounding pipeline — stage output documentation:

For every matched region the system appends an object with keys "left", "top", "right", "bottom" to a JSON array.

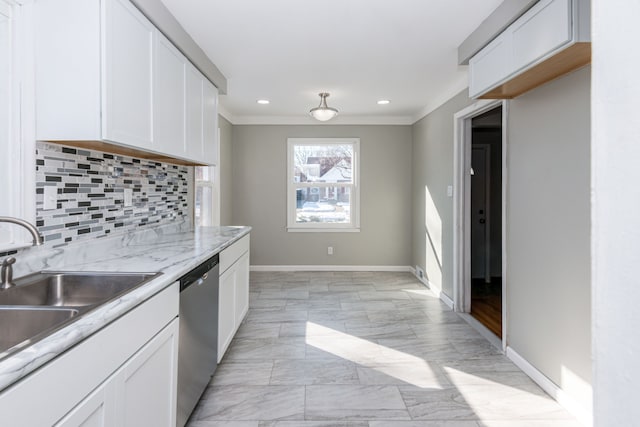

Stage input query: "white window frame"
[
  {"left": 193, "top": 128, "right": 220, "bottom": 227},
  {"left": 287, "top": 137, "right": 360, "bottom": 232}
]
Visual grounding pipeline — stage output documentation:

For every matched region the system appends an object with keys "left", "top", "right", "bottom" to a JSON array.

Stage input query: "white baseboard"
[
  {"left": 458, "top": 313, "right": 503, "bottom": 351},
  {"left": 412, "top": 268, "right": 455, "bottom": 310},
  {"left": 250, "top": 265, "right": 413, "bottom": 272},
  {"left": 506, "top": 346, "right": 593, "bottom": 427},
  {"left": 439, "top": 291, "right": 454, "bottom": 310}
]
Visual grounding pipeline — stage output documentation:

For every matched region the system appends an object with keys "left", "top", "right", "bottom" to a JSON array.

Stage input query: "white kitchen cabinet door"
[
  {"left": 102, "top": 0, "right": 154, "bottom": 149},
  {"left": 218, "top": 266, "right": 236, "bottom": 362},
  {"left": 0, "top": 283, "right": 178, "bottom": 426},
  {"left": 55, "top": 382, "right": 115, "bottom": 427},
  {"left": 468, "top": 0, "right": 584, "bottom": 99},
  {"left": 185, "top": 64, "right": 204, "bottom": 160},
  {"left": 57, "top": 318, "right": 178, "bottom": 427},
  {"left": 154, "top": 32, "right": 186, "bottom": 157},
  {"left": 234, "top": 251, "right": 250, "bottom": 324},
  {"left": 0, "top": 0, "right": 34, "bottom": 251},
  {"left": 218, "top": 235, "right": 251, "bottom": 362},
  {"left": 203, "top": 79, "right": 219, "bottom": 165},
  {"left": 511, "top": 0, "right": 571, "bottom": 73},
  {"left": 115, "top": 318, "right": 179, "bottom": 427},
  {"left": 468, "top": 30, "right": 512, "bottom": 99},
  {"left": 33, "top": 0, "right": 219, "bottom": 164},
  {"left": 34, "top": 0, "right": 102, "bottom": 141}
]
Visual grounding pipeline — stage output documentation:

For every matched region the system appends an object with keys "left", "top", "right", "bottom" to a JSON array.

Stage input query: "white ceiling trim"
[
  {"left": 224, "top": 114, "right": 415, "bottom": 126},
  {"left": 411, "top": 76, "right": 470, "bottom": 124},
  {"left": 161, "top": 0, "right": 503, "bottom": 125},
  {"left": 217, "top": 103, "right": 235, "bottom": 124}
]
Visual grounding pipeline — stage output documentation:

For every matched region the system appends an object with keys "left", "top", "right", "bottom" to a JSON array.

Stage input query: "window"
[
  {"left": 194, "top": 165, "right": 219, "bottom": 226},
  {"left": 287, "top": 138, "right": 360, "bottom": 232},
  {"left": 194, "top": 128, "right": 221, "bottom": 227}
]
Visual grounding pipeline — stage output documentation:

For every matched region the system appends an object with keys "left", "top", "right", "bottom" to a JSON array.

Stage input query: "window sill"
[{"left": 287, "top": 227, "right": 360, "bottom": 233}]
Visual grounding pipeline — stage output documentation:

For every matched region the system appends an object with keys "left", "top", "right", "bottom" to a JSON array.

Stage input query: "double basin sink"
[{"left": 0, "top": 271, "right": 161, "bottom": 360}]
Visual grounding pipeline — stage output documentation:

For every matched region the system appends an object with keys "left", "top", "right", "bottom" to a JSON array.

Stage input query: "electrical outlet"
[
  {"left": 327, "top": 246, "right": 333, "bottom": 255},
  {"left": 43, "top": 186, "right": 57, "bottom": 210},
  {"left": 447, "top": 185, "right": 453, "bottom": 197}
]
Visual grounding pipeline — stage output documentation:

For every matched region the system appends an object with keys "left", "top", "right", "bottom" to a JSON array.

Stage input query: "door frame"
[{"left": 452, "top": 99, "right": 508, "bottom": 350}]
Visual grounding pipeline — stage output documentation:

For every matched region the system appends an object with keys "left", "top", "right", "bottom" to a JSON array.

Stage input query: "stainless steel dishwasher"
[{"left": 177, "top": 253, "right": 219, "bottom": 427}]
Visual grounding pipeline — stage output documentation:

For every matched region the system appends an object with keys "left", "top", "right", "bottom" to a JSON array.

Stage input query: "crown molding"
[
  {"left": 219, "top": 80, "right": 470, "bottom": 126},
  {"left": 220, "top": 114, "right": 414, "bottom": 126},
  {"left": 411, "top": 76, "right": 470, "bottom": 124}
]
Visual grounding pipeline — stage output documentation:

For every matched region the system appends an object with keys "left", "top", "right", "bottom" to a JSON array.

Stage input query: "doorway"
[
  {"left": 470, "top": 108, "right": 503, "bottom": 338},
  {"left": 453, "top": 100, "right": 506, "bottom": 346}
]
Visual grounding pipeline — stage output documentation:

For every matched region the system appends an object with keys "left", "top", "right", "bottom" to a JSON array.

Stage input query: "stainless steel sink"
[
  {"left": 0, "top": 307, "right": 79, "bottom": 356},
  {"left": 0, "top": 271, "right": 162, "bottom": 360},
  {"left": 0, "top": 272, "right": 159, "bottom": 307}
]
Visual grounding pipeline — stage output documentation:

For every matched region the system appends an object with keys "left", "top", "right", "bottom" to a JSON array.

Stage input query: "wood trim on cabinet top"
[
  {"left": 478, "top": 42, "right": 591, "bottom": 99},
  {"left": 42, "top": 140, "right": 210, "bottom": 166}
]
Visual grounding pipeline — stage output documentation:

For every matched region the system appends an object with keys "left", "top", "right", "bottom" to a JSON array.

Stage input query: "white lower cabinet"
[
  {"left": 218, "top": 235, "right": 250, "bottom": 362},
  {"left": 0, "top": 283, "right": 179, "bottom": 426},
  {"left": 55, "top": 381, "right": 114, "bottom": 427},
  {"left": 55, "top": 318, "right": 178, "bottom": 427},
  {"left": 218, "top": 266, "right": 236, "bottom": 362},
  {"left": 234, "top": 252, "right": 250, "bottom": 325},
  {"left": 117, "top": 317, "right": 178, "bottom": 426}
]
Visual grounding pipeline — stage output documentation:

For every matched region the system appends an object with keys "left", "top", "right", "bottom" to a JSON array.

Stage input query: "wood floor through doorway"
[{"left": 470, "top": 278, "right": 502, "bottom": 338}]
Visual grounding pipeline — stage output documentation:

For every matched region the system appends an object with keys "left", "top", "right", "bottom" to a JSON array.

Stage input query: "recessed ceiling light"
[
  {"left": 377, "top": 100, "right": 390, "bottom": 105},
  {"left": 257, "top": 99, "right": 270, "bottom": 105}
]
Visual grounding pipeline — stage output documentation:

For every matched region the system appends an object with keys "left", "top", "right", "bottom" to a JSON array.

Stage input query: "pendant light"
[{"left": 309, "top": 92, "right": 338, "bottom": 122}]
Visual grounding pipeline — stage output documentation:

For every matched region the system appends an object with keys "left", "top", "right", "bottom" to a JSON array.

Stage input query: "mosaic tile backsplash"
[{"left": 36, "top": 142, "right": 189, "bottom": 246}]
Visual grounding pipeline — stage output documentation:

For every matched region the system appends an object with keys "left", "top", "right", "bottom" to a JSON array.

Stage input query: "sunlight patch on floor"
[{"left": 306, "top": 321, "right": 443, "bottom": 389}]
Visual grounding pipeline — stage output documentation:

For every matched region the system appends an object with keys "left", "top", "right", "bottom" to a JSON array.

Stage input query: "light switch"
[
  {"left": 447, "top": 185, "right": 453, "bottom": 197},
  {"left": 43, "top": 186, "right": 57, "bottom": 210},
  {"left": 124, "top": 188, "right": 133, "bottom": 207}
]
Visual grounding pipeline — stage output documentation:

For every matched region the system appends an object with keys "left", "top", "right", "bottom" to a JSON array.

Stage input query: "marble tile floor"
[{"left": 186, "top": 272, "right": 581, "bottom": 427}]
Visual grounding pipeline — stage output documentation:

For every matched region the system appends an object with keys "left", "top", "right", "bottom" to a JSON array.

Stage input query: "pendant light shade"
[{"left": 309, "top": 92, "right": 338, "bottom": 121}]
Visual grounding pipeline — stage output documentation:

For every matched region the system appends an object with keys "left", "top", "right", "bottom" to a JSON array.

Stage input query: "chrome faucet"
[
  {"left": 0, "top": 257, "right": 16, "bottom": 290},
  {"left": 0, "top": 217, "right": 44, "bottom": 290},
  {"left": 0, "top": 216, "right": 44, "bottom": 246}
]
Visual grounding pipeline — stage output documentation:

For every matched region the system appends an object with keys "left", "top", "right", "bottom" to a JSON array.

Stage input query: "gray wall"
[
  {"left": 507, "top": 66, "right": 591, "bottom": 398},
  {"left": 218, "top": 115, "right": 233, "bottom": 225},
  {"left": 410, "top": 67, "right": 591, "bottom": 409},
  {"left": 411, "top": 90, "right": 474, "bottom": 296},
  {"left": 231, "top": 125, "right": 412, "bottom": 266}
]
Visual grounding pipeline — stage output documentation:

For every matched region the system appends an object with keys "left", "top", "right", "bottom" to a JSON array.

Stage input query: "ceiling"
[{"left": 160, "top": 0, "right": 502, "bottom": 125}]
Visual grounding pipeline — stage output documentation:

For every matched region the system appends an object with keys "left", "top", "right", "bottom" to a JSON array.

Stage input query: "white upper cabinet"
[
  {"left": 469, "top": 0, "right": 590, "bottom": 99},
  {"left": 154, "top": 32, "right": 186, "bottom": 157},
  {"left": 203, "top": 79, "right": 219, "bottom": 165},
  {"left": 102, "top": 0, "right": 154, "bottom": 149},
  {"left": 185, "top": 65, "right": 219, "bottom": 164},
  {"left": 510, "top": 0, "right": 571, "bottom": 73},
  {"left": 33, "top": 0, "right": 218, "bottom": 165},
  {"left": 468, "top": 30, "right": 512, "bottom": 99},
  {"left": 185, "top": 64, "right": 204, "bottom": 160},
  {"left": 0, "top": 0, "right": 36, "bottom": 251}
]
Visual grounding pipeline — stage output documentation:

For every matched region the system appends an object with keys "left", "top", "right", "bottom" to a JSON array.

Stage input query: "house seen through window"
[{"left": 287, "top": 138, "right": 360, "bottom": 231}]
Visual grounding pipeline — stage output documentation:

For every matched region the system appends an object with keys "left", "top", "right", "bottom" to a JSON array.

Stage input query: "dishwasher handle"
[{"left": 180, "top": 254, "right": 219, "bottom": 292}]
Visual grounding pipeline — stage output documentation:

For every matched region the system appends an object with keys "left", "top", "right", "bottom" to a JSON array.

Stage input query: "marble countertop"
[{"left": 0, "top": 223, "right": 251, "bottom": 391}]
